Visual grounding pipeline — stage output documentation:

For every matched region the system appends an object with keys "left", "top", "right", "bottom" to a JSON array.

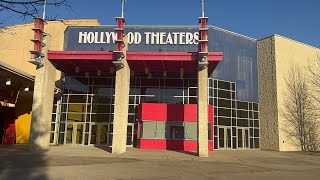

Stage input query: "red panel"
[
  {"left": 208, "top": 141, "right": 214, "bottom": 151},
  {"left": 117, "top": 31, "right": 123, "bottom": 40},
  {"left": 167, "top": 104, "right": 184, "bottom": 121},
  {"left": 201, "top": 43, "right": 206, "bottom": 52},
  {"left": 139, "top": 139, "right": 167, "bottom": 150},
  {"left": 200, "top": 31, "right": 207, "bottom": 40},
  {"left": 48, "top": 51, "right": 115, "bottom": 60},
  {"left": 47, "top": 51, "right": 223, "bottom": 74},
  {"left": 2, "top": 124, "right": 15, "bottom": 144},
  {"left": 116, "top": 18, "right": 124, "bottom": 29},
  {"left": 199, "top": 18, "right": 208, "bottom": 29},
  {"left": 208, "top": 105, "right": 214, "bottom": 123},
  {"left": 32, "top": 18, "right": 45, "bottom": 54},
  {"left": 184, "top": 104, "right": 197, "bottom": 122},
  {"left": 139, "top": 103, "right": 167, "bottom": 121},
  {"left": 116, "top": 43, "right": 123, "bottom": 51},
  {"left": 34, "top": 18, "right": 44, "bottom": 30},
  {"left": 139, "top": 103, "right": 214, "bottom": 122},
  {"left": 138, "top": 139, "right": 213, "bottom": 151},
  {"left": 48, "top": 51, "right": 223, "bottom": 61}
]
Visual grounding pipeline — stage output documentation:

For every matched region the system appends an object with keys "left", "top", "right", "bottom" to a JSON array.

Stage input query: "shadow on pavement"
[
  {"left": 0, "top": 145, "right": 48, "bottom": 179},
  {"left": 94, "top": 145, "right": 112, "bottom": 153}
]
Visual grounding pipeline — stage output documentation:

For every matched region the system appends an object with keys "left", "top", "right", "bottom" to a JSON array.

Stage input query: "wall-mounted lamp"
[
  {"left": 6, "top": 78, "right": 11, "bottom": 86},
  {"left": 75, "top": 66, "right": 80, "bottom": 73},
  {"left": 110, "top": 67, "right": 115, "bottom": 74},
  {"left": 180, "top": 68, "right": 184, "bottom": 79},
  {"left": 163, "top": 71, "right": 167, "bottom": 78},
  {"left": 97, "top": 70, "right": 102, "bottom": 77},
  {"left": 24, "top": 87, "right": 30, "bottom": 92},
  {"left": 145, "top": 67, "right": 149, "bottom": 74}
]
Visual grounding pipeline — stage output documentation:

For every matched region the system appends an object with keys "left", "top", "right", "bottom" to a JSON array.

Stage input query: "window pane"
[
  {"left": 69, "top": 95, "right": 87, "bottom": 103},
  {"left": 218, "top": 117, "right": 231, "bottom": 126},
  {"left": 237, "top": 101, "right": 248, "bottom": 110},
  {"left": 218, "top": 90, "right": 231, "bottom": 99},
  {"left": 218, "top": 81, "right": 230, "bottom": 90}
]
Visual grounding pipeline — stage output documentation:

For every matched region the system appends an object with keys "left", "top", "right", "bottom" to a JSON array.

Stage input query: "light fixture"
[
  {"left": 163, "top": 71, "right": 167, "bottom": 78},
  {"left": 85, "top": 72, "right": 89, "bottom": 78},
  {"left": 97, "top": 70, "right": 102, "bottom": 77},
  {"left": 201, "top": 56, "right": 207, "bottom": 62},
  {"left": 6, "top": 78, "right": 11, "bottom": 86},
  {"left": 180, "top": 68, "right": 184, "bottom": 79},
  {"left": 24, "top": 87, "right": 30, "bottom": 92},
  {"left": 110, "top": 67, "right": 115, "bottom": 74},
  {"left": 75, "top": 66, "right": 80, "bottom": 73}
]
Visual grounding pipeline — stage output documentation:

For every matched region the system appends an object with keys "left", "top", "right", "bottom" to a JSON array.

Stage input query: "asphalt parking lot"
[{"left": 0, "top": 145, "right": 319, "bottom": 180}]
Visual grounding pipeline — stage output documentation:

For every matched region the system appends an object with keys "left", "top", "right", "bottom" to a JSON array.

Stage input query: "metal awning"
[{"left": 48, "top": 51, "right": 223, "bottom": 75}]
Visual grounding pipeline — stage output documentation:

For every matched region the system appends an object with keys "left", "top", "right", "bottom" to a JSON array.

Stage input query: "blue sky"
[{"left": 1, "top": 0, "right": 319, "bottom": 47}]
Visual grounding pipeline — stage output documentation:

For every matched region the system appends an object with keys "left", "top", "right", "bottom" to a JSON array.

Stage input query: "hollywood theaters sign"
[
  {"left": 78, "top": 31, "right": 199, "bottom": 45},
  {"left": 64, "top": 27, "right": 203, "bottom": 51}
]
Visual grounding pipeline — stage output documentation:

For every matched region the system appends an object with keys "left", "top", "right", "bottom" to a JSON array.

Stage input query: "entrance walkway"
[{"left": 0, "top": 145, "right": 319, "bottom": 179}]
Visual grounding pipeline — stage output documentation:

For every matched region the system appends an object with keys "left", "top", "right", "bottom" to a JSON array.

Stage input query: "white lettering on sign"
[{"left": 78, "top": 31, "right": 199, "bottom": 45}]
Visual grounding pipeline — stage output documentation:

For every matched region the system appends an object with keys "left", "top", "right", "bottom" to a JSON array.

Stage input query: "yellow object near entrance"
[
  {"left": 15, "top": 113, "right": 32, "bottom": 144},
  {"left": 14, "top": 92, "right": 33, "bottom": 144}
]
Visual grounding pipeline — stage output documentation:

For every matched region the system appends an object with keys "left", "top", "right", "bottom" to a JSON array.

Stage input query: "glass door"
[
  {"left": 65, "top": 123, "right": 74, "bottom": 144},
  {"left": 89, "top": 123, "right": 110, "bottom": 146},
  {"left": 218, "top": 127, "right": 232, "bottom": 149},
  {"left": 65, "top": 123, "right": 84, "bottom": 145},
  {"left": 244, "top": 128, "right": 249, "bottom": 148},
  {"left": 238, "top": 128, "right": 249, "bottom": 149},
  {"left": 75, "top": 123, "right": 84, "bottom": 145},
  {"left": 226, "top": 128, "right": 232, "bottom": 149}
]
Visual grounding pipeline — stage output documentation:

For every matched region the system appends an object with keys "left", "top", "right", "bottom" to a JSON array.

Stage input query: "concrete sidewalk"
[{"left": 0, "top": 145, "right": 319, "bottom": 180}]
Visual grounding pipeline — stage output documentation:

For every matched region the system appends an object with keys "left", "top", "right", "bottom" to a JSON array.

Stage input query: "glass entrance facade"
[{"left": 50, "top": 75, "right": 259, "bottom": 150}]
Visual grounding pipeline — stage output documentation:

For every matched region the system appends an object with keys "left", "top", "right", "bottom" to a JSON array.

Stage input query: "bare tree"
[
  {"left": 308, "top": 53, "right": 320, "bottom": 104},
  {"left": 281, "top": 64, "right": 319, "bottom": 151},
  {"left": 0, "top": 0, "right": 73, "bottom": 46},
  {"left": 0, "top": 0, "right": 71, "bottom": 18},
  {"left": 306, "top": 53, "right": 320, "bottom": 151}
]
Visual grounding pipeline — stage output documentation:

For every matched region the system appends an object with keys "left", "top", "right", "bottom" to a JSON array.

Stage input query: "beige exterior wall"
[
  {"left": 274, "top": 35, "right": 320, "bottom": 151},
  {"left": 0, "top": 19, "right": 100, "bottom": 145},
  {"left": 0, "top": 19, "right": 100, "bottom": 79},
  {"left": 258, "top": 35, "right": 320, "bottom": 151}
]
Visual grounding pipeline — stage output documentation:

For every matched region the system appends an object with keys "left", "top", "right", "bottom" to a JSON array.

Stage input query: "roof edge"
[
  {"left": 273, "top": 34, "right": 319, "bottom": 50},
  {"left": 1, "top": 19, "right": 100, "bottom": 29},
  {"left": 0, "top": 61, "right": 35, "bottom": 81}
]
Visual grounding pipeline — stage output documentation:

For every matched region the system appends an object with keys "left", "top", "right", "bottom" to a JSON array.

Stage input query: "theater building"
[
  {"left": 39, "top": 15, "right": 259, "bottom": 155},
  {"left": 0, "top": 17, "right": 319, "bottom": 155}
]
